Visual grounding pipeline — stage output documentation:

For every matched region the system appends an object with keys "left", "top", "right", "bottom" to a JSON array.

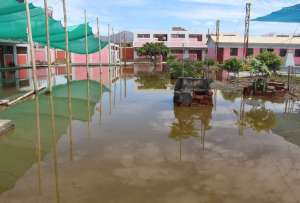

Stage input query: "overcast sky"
[{"left": 33, "top": 0, "right": 300, "bottom": 35}]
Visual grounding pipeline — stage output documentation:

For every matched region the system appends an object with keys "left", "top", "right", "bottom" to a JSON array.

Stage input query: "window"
[
  {"left": 230, "top": 48, "right": 238, "bottom": 56},
  {"left": 267, "top": 48, "right": 274, "bottom": 52},
  {"left": 4, "top": 46, "right": 13, "bottom": 54},
  {"left": 189, "top": 34, "right": 202, "bottom": 41},
  {"left": 247, "top": 48, "right": 253, "bottom": 56},
  {"left": 295, "top": 49, "right": 300, "bottom": 57},
  {"left": 171, "top": 34, "right": 185, "bottom": 38},
  {"left": 17, "top": 47, "right": 27, "bottom": 54},
  {"left": 137, "top": 34, "right": 150, "bottom": 38},
  {"left": 153, "top": 34, "right": 168, "bottom": 41},
  {"left": 280, "top": 49, "right": 287, "bottom": 57}
]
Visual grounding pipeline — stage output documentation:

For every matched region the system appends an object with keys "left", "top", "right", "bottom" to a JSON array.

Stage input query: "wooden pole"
[
  {"left": 124, "top": 32, "right": 127, "bottom": 66},
  {"left": 25, "top": 0, "right": 38, "bottom": 93},
  {"left": 84, "top": 10, "right": 89, "bottom": 80},
  {"left": 112, "top": 27, "right": 115, "bottom": 67},
  {"left": 62, "top": 0, "right": 71, "bottom": 83},
  {"left": 43, "top": 0, "right": 52, "bottom": 92},
  {"left": 108, "top": 24, "right": 111, "bottom": 66},
  {"left": 96, "top": 17, "right": 103, "bottom": 123},
  {"left": 96, "top": 17, "right": 102, "bottom": 94}
]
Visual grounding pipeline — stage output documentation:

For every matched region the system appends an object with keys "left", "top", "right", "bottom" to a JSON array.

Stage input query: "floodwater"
[{"left": 0, "top": 65, "right": 300, "bottom": 203}]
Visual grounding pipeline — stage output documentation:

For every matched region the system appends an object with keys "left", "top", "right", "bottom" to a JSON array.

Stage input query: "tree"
[
  {"left": 223, "top": 58, "right": 243, "bottom": 74},
  {"left": 256, "top": 51, "right": 282, "bottom": 73},
  {"left": 137, "top": 42, "right": 170, "bottom": 66},
  {"left": 250, "top": 58, "right": 271, "bottom": 77}
]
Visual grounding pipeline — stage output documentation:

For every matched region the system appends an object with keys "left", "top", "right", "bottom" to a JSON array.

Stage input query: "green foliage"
[
  {"left": 137, "top": 42, "right": 170, "bottom": 60},
  {"left": 204, "top": 58, "right": 216, "bottom": 67},
  {"left": 167, "top": 58, "right": 205, "bottom": 78},
  {"left": 241, "top": 59, "right": 252, "bottom": 71},
  {"left": 220, "top": 90, "right": 242, "bottom": 103},
  {"left": 135, "top": 73, "right": 169, "bottom": 89},
  {"left": 245, "top": 108, "right": 277, "bottom": 132},
  {"left": 223, "top": 58, "right": 243, "bottom": 73},
  {"left": 250, "top": 58, "right": 271, "bottom": 77},
  {"left": 169, "top": 106, "right": 212, "bottom": 141},
  {"left": 253, "top": 77, "right": 268, "bottom": 92},
  {"left": 256, "top": 51, "right": 282, "bottom": 73}
]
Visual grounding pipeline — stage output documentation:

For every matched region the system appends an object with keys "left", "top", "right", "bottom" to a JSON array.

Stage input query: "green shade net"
[
  {"left": 253, "top": 4, "right": 300, "bottom": 23},
  {"left": 0, "top": 80, "right": 108, "bottom": 193},
  {"left": 0, "top": 0, "right": 108, "bottom": 54}
]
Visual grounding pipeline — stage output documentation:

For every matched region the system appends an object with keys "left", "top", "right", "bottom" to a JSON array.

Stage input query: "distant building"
[
  {"left": 207, "top": 34, "right": 300, "bottom": 65},
  {"left": 133, "top": 27, "right": 207, "bottom": 61}
]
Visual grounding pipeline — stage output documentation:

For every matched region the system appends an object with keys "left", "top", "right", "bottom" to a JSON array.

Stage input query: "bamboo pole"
[
  {"left": 112, "top": 28, "right": 115, "bottom": 71},
  {"left": 97, "top": 17, "right": 103, "bottom": 123},
  {"left": 84, "top": 10, "right": 91, "bottom": 137},
  {"left": 96, "top": 17, "right": 102, "bottom": 94},
  {"left": 24, "top": 0, "right": 38, "bottom": 93},
  {"left": 43, "top": 0, "right": 52, "bottom": 92},
  {"left": 118, "top": 31, "right": 121, "bottom": 65},
  {"left": 124, "top": 32, "right": 127, "bottom": 66},
  {"left": 62, "top": 0, "right": 71, "bottom": 83},
  {"left": 84, "top": 10, "right": 89, "bottom": 80},
  {"left": 108, "top": 24, "right": 111, "bottom": 66}
]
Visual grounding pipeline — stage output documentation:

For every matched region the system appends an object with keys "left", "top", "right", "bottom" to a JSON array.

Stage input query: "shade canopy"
[
  {"left": 253, "top": 4, "right": 300, "bottom": 23},
  {"left": 0, "top": 0, "right": 108, "bottom": 54}
]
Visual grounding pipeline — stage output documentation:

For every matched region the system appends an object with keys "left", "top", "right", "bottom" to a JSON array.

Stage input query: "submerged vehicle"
[{"left": 174, "top": 77, "right": 213, "bottom": 106}]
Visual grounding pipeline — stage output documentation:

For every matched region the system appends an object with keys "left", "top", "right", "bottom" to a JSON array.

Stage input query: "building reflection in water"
[{"left": 169, "top": 106, "right": 213, "bottom": 160}]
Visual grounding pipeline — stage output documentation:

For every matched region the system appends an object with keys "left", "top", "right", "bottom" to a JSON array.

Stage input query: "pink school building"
[
  {"left": 0, "top": 40, "right": 119, "bottom": 86},
  {"left": 133, "top": 27, "right": 207, "bottom": 61},
  {"left": 207, "top": 34, "right": 300, "bottom": 65}
]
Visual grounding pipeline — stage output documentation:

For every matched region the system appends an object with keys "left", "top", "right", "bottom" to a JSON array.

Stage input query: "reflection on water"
[
  {"left": 0, "top": 65, "right": 300, "bottom": 202},
  {"left": 169, "top": 106, "right": 213, "bottom": 159}
]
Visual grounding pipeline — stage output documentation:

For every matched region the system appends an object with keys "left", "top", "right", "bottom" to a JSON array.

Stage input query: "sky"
[{"left": 33, "top": 0, "right": 300, "bottom": 36}]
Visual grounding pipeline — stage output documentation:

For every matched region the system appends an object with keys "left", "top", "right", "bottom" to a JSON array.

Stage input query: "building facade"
[
  {"left": 207, "top": 34, "right": 300, "bottom": 65},
  {"left": 133, "top": 27, "right": 207, "bottom": 61},
  {"left": 0, "top": 40, "right": 119, "bottom": 87}
]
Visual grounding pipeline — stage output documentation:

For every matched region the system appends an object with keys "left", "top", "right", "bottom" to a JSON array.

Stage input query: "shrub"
[
  {"left": 168, "top": 59, "right": 205, "bottom": 79},
  {"left": 204, "top": 58, "right": 216, "bottom": 67},
  {"left": 256, "top": 51, "right": 282, "bottom": 73},
  {"left": 250, "top": 58, "right": 271, "bottom": 77},
  {"left": 223, "top": 58, "right": 243, "bottom": 73}
]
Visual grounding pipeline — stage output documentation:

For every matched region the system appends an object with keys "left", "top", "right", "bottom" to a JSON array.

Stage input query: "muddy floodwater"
[{"left": 0, "top": 66, "right": 300, "bottom": 203}]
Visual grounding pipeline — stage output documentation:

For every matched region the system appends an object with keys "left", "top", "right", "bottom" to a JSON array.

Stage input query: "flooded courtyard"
[{"left": 0, "top": 65, "right": 300, "bottom": 203}]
